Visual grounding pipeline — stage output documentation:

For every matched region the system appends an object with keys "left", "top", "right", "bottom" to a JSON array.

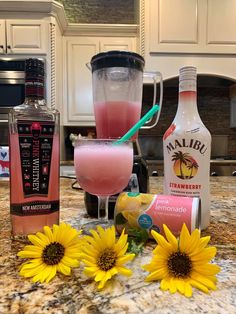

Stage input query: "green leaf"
[
  {"left": 126, "top": 227, "right": 149, "bottom": 255},
  {"left": 127, "top": 239, "right": 144, "bottom": 255},
  {"left": 115, "top": 212, "right": 127, "bottom": 225}
]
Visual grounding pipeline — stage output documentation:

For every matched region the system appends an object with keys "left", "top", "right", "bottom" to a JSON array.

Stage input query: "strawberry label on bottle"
[{"left": 17, "top": 120, "right": 54, "bottom": 197}]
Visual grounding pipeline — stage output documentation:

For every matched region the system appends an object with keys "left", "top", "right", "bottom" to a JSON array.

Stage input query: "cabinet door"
[
  {"left": 6, "top": 20, "right": 48, "bottom": 54},
  {"left": 149, "top": 0, "right": 201, "bottom": 53},
  {"left": 64, "top": 37, "right": 99, "bottom": 125},
  {"left": 206, "top": 0, "right": 236, "bottom": 53},
  {"left": 100, "top": 37, "right": 136, "bottom": 52},
  {"left": 148, "top": 0, "right": 236, "bottom": 54},
  {"left": 0, "top": 20, "right": 6, "bottom": 54}
]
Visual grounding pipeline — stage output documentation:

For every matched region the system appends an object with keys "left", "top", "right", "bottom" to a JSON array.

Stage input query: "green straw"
[{"left": 114, "top": 104, "right": 160, "bottom": 144}]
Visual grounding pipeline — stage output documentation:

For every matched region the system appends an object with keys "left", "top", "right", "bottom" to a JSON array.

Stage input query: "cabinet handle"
[{"left": 7, "top": 45, "right": 11, "bottom": 52}]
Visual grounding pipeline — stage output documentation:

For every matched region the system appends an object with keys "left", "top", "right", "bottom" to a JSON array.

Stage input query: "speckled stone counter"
[{"left": 0, "top": 177, "right": 235, "bottom": 314}]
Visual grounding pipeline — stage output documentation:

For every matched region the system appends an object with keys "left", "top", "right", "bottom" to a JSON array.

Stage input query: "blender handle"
[
  {"left": 141, "top": 71, "right": 163, "bottom": 129},
  {"left": 86, "top": 62, "right": 92, "bottom": 71}
]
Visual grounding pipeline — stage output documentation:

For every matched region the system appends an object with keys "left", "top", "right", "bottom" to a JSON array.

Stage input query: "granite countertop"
[{"left": 0, "top": 177, "right": 235, "bottom": 314}]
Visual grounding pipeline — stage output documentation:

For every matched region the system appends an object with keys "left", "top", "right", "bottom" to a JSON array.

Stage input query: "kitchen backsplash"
[
  {"left": 140, "top": 82, "right": 236, "bottom": 157},
  {"left": 58, "top": 0, "right": 137, "bottom": 24}
]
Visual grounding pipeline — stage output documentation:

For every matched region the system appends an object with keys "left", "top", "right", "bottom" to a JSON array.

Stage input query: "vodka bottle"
[
  {"left": 163, "top": 66, "right": 211, "bottom": 229},
  {"left": 9, "top": 58, "right": 60, "bottom": 236}
]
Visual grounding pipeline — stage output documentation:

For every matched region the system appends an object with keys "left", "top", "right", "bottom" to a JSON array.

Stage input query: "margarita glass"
[{"left": 74, "top": 138, "right": 133, "bottom": 227}]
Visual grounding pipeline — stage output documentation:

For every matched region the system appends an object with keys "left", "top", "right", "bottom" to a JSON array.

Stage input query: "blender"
[{"left": 85, "top": 51, "right": 163, "bottom": 218}]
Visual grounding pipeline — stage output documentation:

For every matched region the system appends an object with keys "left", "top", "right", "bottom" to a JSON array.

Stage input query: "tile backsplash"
[
  {"left": 140, "top": 83, "right": 236, "bottom": 157},
  {"left": 58, "top": 0, "right": 137, "bottom": 24}
]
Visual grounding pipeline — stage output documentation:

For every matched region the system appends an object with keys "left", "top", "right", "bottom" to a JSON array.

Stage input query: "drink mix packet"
[{"left": 114, "top": 192, "right": 201, "bottom": 237}]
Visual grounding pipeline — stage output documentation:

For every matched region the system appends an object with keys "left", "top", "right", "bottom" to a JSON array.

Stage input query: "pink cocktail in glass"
[
  {"left": 74, "top": 139, "right": 133, "bottom": 225},
  {"left": 94, "top": 101, "right": 141, "bottom": 140}
]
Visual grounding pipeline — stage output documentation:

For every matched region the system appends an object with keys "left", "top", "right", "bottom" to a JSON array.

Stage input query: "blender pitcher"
[{"left": 88, "top": 51, "right": 163, "bottom": 139}]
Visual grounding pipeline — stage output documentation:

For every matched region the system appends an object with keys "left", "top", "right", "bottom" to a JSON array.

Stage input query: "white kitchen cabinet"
[
  {"left": 0, "top": 20, "right": 5, "bottom": 54},
  {"left": 0, "top": 19, "right": 49, "bottom": 54},
  {"left": 63, "top": 36, "right": 136, "bottom": 125},
  {"left": 147, "top": 0, "right": 236, "bottom": 54}
]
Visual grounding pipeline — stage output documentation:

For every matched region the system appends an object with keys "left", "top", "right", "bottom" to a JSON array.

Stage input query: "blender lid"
[{"left": 90, "top": 50, "right": 145, "bottom": 72}]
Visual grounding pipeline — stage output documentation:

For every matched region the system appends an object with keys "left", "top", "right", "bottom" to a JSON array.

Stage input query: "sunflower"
[
  {"left": 81, "top": 225, "right": 135, "bottom": 289},
  {"left": 17, "top": 223, "right": 84, "bottom": 283},
  {"left": 143, "top": 223, "right": 220, "bottom": 297}
]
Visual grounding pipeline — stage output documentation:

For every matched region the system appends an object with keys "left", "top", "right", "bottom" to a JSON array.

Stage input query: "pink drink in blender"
[
  {"left": 74, "top": 141, "right": 133, "bottom": 196},
  {"left": 94, "top": 100, "right": 141, "bottom": 140},
  {"left": 90, "top": 51, "right": 145, "bottom": 139}
]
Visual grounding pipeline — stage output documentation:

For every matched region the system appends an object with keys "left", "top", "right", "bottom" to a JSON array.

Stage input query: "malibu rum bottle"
[
  {"left": 163, "top": 66, "right": 211, "bottom": 229},
  {"left": 9, "top": 59, "right": 60, "bottom": 236}
]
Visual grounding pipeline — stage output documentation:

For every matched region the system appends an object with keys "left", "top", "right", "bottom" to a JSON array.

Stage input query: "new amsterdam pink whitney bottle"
[
  {"left": 163, "top": 66, "right": 211, "bottom": 229},
  {"left": 9, "top": 58, "right": 60, "bottom": 236}
]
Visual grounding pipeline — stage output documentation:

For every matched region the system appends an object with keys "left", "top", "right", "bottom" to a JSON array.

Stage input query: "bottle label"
[
  {"left": 17, "top": 120, "right": 55, "bottom": 197},
  {"left": 115, "top": 192, "right": 200, "bottom": 236},
  {"left": 10, "top": 200, "right": 59, "bottom": 216}
]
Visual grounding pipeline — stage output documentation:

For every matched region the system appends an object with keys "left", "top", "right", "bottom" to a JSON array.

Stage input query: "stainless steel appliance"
[{"left": 0, "top": 59, "right": 25, "bottom": 145}]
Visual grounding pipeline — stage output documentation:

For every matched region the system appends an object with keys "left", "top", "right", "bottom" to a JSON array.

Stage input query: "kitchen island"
[{"left": 0, "top": 177, "right": 235, "bottom": 314}]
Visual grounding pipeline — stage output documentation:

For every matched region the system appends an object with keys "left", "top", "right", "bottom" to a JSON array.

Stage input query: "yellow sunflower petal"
[
  {"left": 116, "top": 243, "right": 129, "bottom": 258},
  {"left": 114, "top": 230, "right": 128, "bottom": 254},
  {"left": 194, "top": 264, "right": 221, "bottom": 276},
  {"left": 45, "top": 265, "right": 57, "bottom": 283},
  {"left": 145, "top": 268, "right": 167, "bottom": 281},
  {"left": 190, "top": 247, "right": 217, "bottom": 262},
  {"left": 185, "top": 229, "right": 200, "bottom": 253},
  {"left": 52, "top": 224, "right": 59, "bottom": 242},
  {"left": 151, "top": 230, "right": 172, "bottom": 252},
  {"left": 175, "top": 278, "right": 185, "bottom": 294},
  {"left": 199, "top": 236, "right": 211, "bottom": 248},
  {"left": 184, "top": 281, "right": 192, "bottom": 298},
  {"left": 84, "top": 266, "right": 99, "bottom": 277},
  {"left": 160, "top": 278, "right": 170, "bottom": 291},
  {"left": 116, "top": 254, "right": 135, "bottom": 266},
  {"left": 169, "top": 277, "right": 177, "bottom": 294},
  {"left": 17, "top": 250, "right": 42, "bottom": 258},
  {"left": 152, "top": 245, "right": 170, "bottom": 258},
  {"left": 35, "top": 231, "right": 50, "bottom": 245},
  {"left": 20, "top": 245, "right": 42, "bottom": 253},
  {"left": 19, "top": 263, "right": 47, "bottom": 278},
  {"left": 95, "top": 270, "right": 106, "bottom": 282},
  {"left": 116, "top": 266, "right": 132, "bottom": 277},
  {"left": 28, "top": 234, "right": 46, "bottom": 248},
  {"left": 32, "top": 265, "right": 52, "bottom": 283},
  {"left": 190, "top": 272, "right": 217, "bottom": 290},
  {"left": 80, "top": 253, "right": 97, "bottom": 264},
  {"left": 106, "top": 226, "right": 116, "bottom": 248},
  {"left": 97, "top": 225, "right": 106, "bottom": 238},
  {"left": 57, "top": 262, "right": 71, "bottom": 276},
  {"left": 82, "top": 244, "right": 99, "bottom": 257},
  {"left": 97, "top": 269, "right": 114, "bottom": 289},
  {"left": 163, "top": 224, "right": 178, "bottom": 251},
  {"left": 43, "top": 226, "right": 54, "bottom": 242},
  {"left": 189, "top": 279, "right": 209, "bottom": 294},
  {"left": 61, "top": 256, "right": 80, "bottom": 268},
  {"left": 179, "top": 223, "right": 191, "bottom": 252},
  {"left": 65, "top": 248, "right": 83, "bottom": 260},
  {"left": 84, "top": 235, "right": 103, "bottom": 251},
  {"left": 19, "top": 258, "right": 42, "bottom": 270}
]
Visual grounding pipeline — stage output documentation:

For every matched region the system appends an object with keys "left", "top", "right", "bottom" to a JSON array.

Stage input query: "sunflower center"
[
  {"left": 42, "top": 242, "right": 65, "bottom": 265},
  {"left": 167, "top": 251, "right": 192, "bottom": 278},
  {"left": 97, "top": 249, "right": 117, "bottom": 271}
]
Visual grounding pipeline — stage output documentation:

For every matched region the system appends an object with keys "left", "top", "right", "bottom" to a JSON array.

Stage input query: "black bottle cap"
[
  {"left": 25, "top": 58, "right": 44, "bottom": 76},
  {"left": 90, "top": 50, "right": 145, "bottom": 72}
]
